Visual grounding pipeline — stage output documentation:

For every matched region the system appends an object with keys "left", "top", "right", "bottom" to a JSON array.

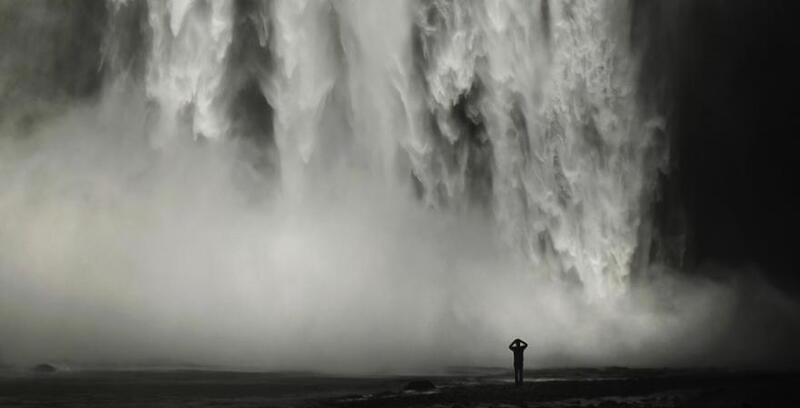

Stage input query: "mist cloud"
[
  {"left": 2, "top": 0, "right": 800, "bottom": 374},
  {"left": 1, "top": 89, "right": 798, "bottom": 373}
]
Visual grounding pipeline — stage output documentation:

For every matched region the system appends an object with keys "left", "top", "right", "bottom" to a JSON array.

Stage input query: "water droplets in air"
[{"left": 107, "top": 0, "right": 665, "bottom": 299}]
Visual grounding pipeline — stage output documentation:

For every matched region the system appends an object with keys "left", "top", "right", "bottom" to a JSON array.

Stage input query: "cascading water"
[
  {"left": 110, "top": 0, "right": 663, "bottom": 298},
  {"left": 4, "top": 0, "right": 731, "bottom": 371},
  {"left": 412, "top": 0, "right": 664, "bottom": 298},
  {"left": 143, "top": 0, "right": 233, "bottom": 146}
]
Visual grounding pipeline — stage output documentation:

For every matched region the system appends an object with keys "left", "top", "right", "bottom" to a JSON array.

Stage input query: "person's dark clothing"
[
  {"left": 509, "top": 338, "right": 528, "bottom": 386},
  {"left": 512, "top": 349, "right": 524, "bottom": 368}
]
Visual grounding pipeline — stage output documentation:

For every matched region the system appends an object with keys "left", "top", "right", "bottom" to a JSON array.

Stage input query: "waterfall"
[
  {"left": 5, "top": 0, "right": 800, "bottom": 372},
  {"left": 142, "top": 0, "right": 234, "bottom": 146},
  {"left": 100, "top": 0, "right": 665, "bottom": 299},
  {"left": 412, "top": 1, "right": 666, "bottom": 298}
]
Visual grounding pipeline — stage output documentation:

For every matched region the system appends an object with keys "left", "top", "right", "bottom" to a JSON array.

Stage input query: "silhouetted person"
[{"left": 509, "top": 338, "right": 527, "bottom": 385}]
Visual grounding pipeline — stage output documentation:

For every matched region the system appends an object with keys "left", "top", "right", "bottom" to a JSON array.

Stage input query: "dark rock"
[
  {"left": 404, "top": 379, "right": 435, "bottom": 391},
  {"left": 32, "top": 363, "right": 57, "bottom": 373}
]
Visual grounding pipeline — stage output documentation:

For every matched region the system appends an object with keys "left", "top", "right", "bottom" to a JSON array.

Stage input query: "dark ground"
[{"left": 1, "top": 367, "right": 797, "bottom": 407}]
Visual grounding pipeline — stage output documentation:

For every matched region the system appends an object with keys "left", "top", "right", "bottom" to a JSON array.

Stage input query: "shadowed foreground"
[{"left": 1, "top": 367, "right": 798, "bottom": 407}]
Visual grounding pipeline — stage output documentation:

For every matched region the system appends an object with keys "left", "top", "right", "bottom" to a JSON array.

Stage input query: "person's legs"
[
  {"left": 514, "top": 367, "right": 521, "bottom": 385},
  {"left": 519, "top": 366, "right": 524, "bottom": 384}
]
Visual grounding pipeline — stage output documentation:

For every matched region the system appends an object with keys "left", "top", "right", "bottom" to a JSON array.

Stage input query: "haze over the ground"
[{"left": 1, "top": 0, "right": 799, "bottom": 373}]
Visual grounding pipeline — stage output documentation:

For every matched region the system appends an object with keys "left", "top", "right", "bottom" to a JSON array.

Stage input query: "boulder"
[
  {"left": 404, "top": 379, "right": 435, "bottom": 391},
  {"left": 32, "top": 363, "right": 57, "bottom": 373}
]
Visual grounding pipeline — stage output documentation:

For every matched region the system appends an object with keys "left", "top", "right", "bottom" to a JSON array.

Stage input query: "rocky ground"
[
  {"left": 320, "top": 368, "right": 800, "bottom": 408},
  {"left": 0, "top": 367, "right": 797, "bottom": 407}
]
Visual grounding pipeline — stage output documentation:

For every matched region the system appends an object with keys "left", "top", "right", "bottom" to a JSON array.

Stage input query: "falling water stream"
[
  {"left": 105, "top": 0, "right": 665, "bottom": 298},
  {"left": 8, "top": 1, "right": 789, "bottom": 372}
]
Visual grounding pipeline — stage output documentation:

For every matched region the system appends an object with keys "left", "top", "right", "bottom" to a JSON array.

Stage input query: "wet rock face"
[
  {"left": 32, "top": 363, "right": 57, "bottom": 373},
  {"left": 404, "top": 379, "right": 436, "bottom": 391},
  {"left": 0, "top": 1, "right": 107, "bottom": 126}
]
